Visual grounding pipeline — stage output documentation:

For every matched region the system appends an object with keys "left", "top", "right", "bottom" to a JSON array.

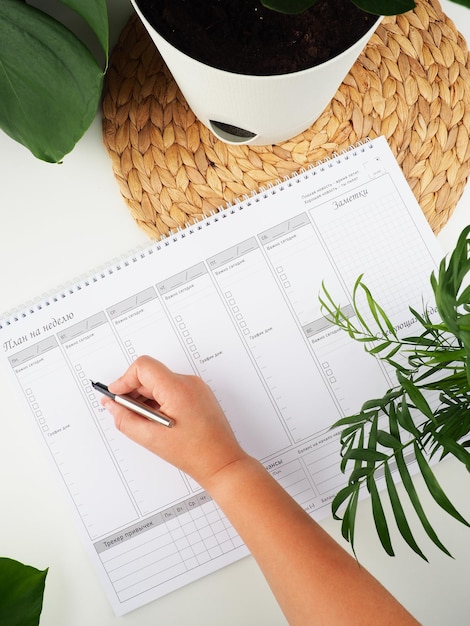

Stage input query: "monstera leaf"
[
  {"left": 0, "top": 0, "right": 108, "bottom": 163},
  {"left": 0, "top": 558, "right": 48, "bottom": 626}
]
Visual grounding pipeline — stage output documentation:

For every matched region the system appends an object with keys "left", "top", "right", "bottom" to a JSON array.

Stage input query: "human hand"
[{"left": 102, "top": 355, "right": 248, "bottom": 488}]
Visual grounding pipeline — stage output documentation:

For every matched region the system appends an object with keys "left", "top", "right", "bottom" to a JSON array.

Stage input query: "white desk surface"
[{"left": 1, "top": 1, "right": 470, "bottom": 624}]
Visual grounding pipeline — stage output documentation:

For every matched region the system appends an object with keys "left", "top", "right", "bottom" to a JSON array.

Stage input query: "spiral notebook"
[{"left": 0, "top": 136, "right": 443, "bottom": 615}]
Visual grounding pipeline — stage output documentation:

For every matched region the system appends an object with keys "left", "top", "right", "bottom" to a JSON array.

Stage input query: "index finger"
[{"left": 108, "top": 355, "right": 181, "bottom": 406}]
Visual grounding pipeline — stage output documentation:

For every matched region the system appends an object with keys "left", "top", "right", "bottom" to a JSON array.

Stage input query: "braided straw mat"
[{"left": 102, "top": 0, "right": 470, "bottom": 239}]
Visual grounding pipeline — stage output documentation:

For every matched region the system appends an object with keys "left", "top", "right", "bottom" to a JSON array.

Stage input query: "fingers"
[
  {"left": 108, "top": 356, "right": 206, "bottom": 420},
  {"left": 102, "top": 396, "right": 171, "bottom": 452},
  {"left": 102, "top": 355, "right": 247, "bottom": 485},
  {"left": 108, "top": 355, "right": 169, "bottom": 395}
]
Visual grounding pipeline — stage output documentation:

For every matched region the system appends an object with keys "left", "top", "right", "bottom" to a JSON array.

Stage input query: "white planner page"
[{"left": 0, "top": 136, "right": 443, "bottom": 615}]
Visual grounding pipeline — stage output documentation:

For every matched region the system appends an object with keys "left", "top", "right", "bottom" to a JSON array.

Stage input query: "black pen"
[{"left": 90, "top": 380, "right": 175, "bottom": 428}]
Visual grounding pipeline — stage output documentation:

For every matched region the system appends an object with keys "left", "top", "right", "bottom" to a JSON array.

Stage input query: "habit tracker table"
[{"left": 0, "top": 137, "right": 442, "bottom": 614}]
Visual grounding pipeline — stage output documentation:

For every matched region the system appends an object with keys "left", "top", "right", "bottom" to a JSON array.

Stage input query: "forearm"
[
  {"left": 106, "top": 358, "right": 418, "bottom": 625},
  {"left": 203, "top": 456, "right": 419, "bottom": 626}
]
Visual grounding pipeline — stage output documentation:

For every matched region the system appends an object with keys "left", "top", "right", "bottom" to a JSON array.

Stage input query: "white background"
[{"left": 1, "top": 1, "right": 469, "bottom": 624}]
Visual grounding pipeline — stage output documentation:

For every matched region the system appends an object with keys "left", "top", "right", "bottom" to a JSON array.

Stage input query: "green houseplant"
[
  {"left": 262, "top": 0, "right": 414, "bottom": 13},
  {"left": 130, "top": 0, "right": 417, "bottom": 145},
  {"left": 0, "top": 0, "right": 429, "bottom": 160},
  {"left": 0, "top": 0, "right": 109, "bottom": 163},
  {"left": 3, "top": 0, "right": 470, "bottom": 159},
  {"left": 0, "top": 558, "right": 47, "bottom": 626},
  {"left": 321, "top": 225, "right": 470, "bottom": 560}
]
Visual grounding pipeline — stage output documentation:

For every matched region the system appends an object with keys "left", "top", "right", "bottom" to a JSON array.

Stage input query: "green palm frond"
[{"left": 323, "top": 225, "right": 470, "bottom": 559}]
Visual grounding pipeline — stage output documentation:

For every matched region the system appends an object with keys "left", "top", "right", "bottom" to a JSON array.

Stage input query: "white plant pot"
[{"left": 131, "top": 1, "right": 381, "bottom": 146}]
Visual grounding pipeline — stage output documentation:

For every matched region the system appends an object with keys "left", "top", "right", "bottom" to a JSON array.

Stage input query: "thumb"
[{"left": 101, "top": 397, "right": 159, "bottom": 443}]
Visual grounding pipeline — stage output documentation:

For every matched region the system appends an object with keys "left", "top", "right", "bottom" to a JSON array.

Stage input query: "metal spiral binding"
[
  {"left": 1, "top": 138, "right": 374, "bottom": 328},
  {"left": 0, "top": 244, "right": 156, "bottom": 329}
]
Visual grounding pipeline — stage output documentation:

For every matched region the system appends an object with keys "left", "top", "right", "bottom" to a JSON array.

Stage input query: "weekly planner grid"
[{"left": 0, "top": 136, "right": 443, "bottom": 615}]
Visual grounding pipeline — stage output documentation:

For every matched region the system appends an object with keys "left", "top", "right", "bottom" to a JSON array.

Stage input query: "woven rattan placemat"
[{"left": 102, "top": 0, "right": 470, "bottom": 239}]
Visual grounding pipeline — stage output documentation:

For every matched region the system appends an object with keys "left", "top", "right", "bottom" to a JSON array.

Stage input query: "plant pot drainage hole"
[{"left": 209, "top": 120, "right": 258, "bottom": 143}]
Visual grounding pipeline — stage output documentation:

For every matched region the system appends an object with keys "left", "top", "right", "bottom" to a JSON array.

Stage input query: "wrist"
[{"left": 200, "top": 454, "right": 268, "bottom": 504}]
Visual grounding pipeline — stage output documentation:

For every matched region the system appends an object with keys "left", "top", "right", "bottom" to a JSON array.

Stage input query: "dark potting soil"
[{"left": 136, "top": 0, "right": 377, "bottom": 75}]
